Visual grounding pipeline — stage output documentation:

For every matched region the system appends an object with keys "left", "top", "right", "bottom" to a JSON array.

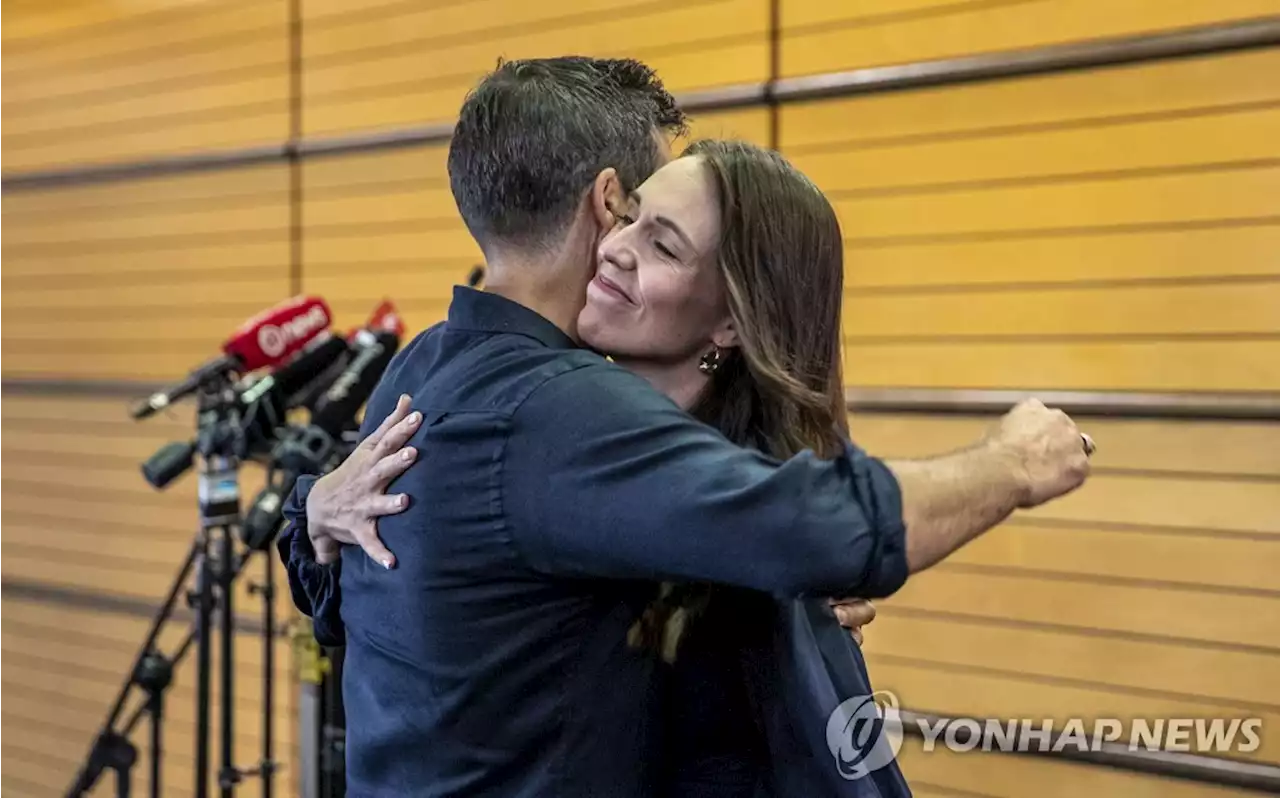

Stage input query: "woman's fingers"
[
  {"left": 830, "top": 598, "right": 876, "bottom": 630},
  {"left": 356, "top": 522, "right": 397, "bottom": 570},
  {"left": 369, "top": 447, "right": 417, "bottom": 486},
  {"left": 365, "top": 493, "right": 410, "bottom": 517},
  {"left": 364, "top": 394, "right": 413, "bottom": 451},
  {"left": 371, "top": 408, "right": 423, "bottom": 460}
]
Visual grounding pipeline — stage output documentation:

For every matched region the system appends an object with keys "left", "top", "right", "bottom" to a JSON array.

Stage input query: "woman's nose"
[{"left": 600, "top": 234, "right": 637, "bottom": 271}]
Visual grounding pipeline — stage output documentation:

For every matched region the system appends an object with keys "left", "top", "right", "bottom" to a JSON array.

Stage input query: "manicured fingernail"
[
  {"left": 397, "top": 494, "right": 408, "bottom": 507},
  {"left": 381, "top": 558, "right": 394, "bottom": 569},
  {"left": 399, "top": 393, "right": 410, "bottom": 404},
  {"left": 407, "top": 411, "right": 422, "bottom": 425},
  {"left": 401, "top": 448, "right": 415, "bottom": 461}
]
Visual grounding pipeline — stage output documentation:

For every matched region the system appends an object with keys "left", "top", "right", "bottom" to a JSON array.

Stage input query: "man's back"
[{"left": 339, "top": 288, "right": 665, "bottom": 796}]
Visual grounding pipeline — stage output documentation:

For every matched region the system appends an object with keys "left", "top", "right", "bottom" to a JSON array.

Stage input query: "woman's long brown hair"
[{"left": 629, "top": 139, "right": 850, "bottom": 661}]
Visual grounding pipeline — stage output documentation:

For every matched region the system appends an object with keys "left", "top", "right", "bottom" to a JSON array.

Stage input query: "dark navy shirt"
[{"left": 279, "top": 286, "right": 909, "bottom": 797}]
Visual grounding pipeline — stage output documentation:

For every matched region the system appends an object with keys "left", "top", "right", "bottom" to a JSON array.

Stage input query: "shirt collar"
[{"left": 446, "top": 285, "right": 578, "bottom": 350}]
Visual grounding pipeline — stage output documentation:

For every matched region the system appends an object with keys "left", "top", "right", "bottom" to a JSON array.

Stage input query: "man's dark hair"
[{"left": 447, "top": 56, "right": 686, "bottom": 253}]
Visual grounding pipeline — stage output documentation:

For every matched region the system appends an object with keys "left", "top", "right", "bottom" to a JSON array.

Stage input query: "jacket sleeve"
[
  {"left": 504, "top": 362, "right": 909, "bottom": 599},
  {"left": 276, "top": 474, "right": 346, "bottom": 646}
]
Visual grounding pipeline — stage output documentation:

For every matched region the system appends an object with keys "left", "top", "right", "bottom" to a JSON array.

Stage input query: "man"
[{"left": 280, "top": 57, "right": 1092, "bottom": 796}]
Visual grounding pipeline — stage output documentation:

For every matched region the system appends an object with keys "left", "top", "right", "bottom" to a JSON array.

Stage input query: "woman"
[
  {"left": 283, "top": 139, "right": 910, "bottom": 797},
  {"left": 586, "top": 139, "right": 908, "bottom": 797}
]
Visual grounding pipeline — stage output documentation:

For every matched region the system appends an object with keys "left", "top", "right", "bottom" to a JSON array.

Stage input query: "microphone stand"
[
  {"left": 66, "top": 371, "right": 279, "bottom": 798},
  {"left": 193, "top": 373, "right": 245, "bottom": 798}
]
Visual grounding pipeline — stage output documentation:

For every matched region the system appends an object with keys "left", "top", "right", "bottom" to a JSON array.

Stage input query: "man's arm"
[
  {"left": 887, "top": 399, "right": 1090, "bottom": 573},
  {"left": 504, "top": 364, "right": 1089, "bottom": 598}
]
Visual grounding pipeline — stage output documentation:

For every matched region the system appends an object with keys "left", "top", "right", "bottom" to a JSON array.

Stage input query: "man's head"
[{"left": 447, "top": 57, "right": 686, "bottom": 258}]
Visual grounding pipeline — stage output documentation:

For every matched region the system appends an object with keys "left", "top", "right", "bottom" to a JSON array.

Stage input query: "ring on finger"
[{"left": 1081, "top": 432, "right": 1097, "bottom": 456}]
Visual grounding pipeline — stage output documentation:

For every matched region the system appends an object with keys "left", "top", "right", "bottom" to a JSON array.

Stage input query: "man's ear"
[{"left": 590, "top": 168, "right": 626, "bottom": 234}]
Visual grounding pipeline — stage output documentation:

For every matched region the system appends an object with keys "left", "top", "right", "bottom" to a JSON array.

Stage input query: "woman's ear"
[
  {"left": 591, "top": 168, "right": 626, "bottom": 233},
  {"left": 711, "top": 316, "right": 740, "bottom": 352}
]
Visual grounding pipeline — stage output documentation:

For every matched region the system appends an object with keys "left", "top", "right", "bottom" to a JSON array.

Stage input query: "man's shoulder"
[
  {"left": 376, "top": 324, "right": 639, "bottom": 417},
  {"left": 511, "top": 353, "right": 680, "bottom": 422}
]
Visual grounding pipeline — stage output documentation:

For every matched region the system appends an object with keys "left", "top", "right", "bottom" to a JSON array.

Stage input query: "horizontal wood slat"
[
  {"left": 300, "top": 0, "right": 768, "bottom": 135},
  {"left": 778, "top": 0, "right": 1280, "bottom": 78}
]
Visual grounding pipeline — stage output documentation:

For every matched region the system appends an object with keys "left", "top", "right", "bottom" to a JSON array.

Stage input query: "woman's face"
[{"left": 577, "top": 156, "right": 731, "bottom": 362}]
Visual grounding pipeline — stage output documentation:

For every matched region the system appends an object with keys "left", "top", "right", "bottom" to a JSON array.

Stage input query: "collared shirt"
[{"left": 279, "top": 286, "right": 909, "bottom": 797}]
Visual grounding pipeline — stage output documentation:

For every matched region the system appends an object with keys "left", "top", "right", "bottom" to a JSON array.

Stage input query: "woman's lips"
[{"left": 591, "top": 273, "right": 634, "bottom": 305}]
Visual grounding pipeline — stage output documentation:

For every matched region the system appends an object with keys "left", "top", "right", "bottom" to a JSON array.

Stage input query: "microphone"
[
  {"left": 131, "top": 296, "right": 333, "bottom": 420},
  {"left": 241, "top": 306, "right": 405, "bottom": 550},
  {"left": 138, "top": 319, "right": 352, "bottom": 490}
]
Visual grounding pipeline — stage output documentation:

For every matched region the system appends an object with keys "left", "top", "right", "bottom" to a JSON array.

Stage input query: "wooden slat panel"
[
  {"left": 845, "top": 281, "right": 1280, "bottom": 337},
  {"left": 779, "top": 0, "right": 1280, "bottom": 78},
  {"left": 832, "top": 166, "right": 1278, "bottom": 239},
  {"left": 300, "top": 0, "right": 768, "bottom": 135},
  {"left": 891, "top": 567, "right": 1280, "bottom": 648},
  {"left": 848, "top": 409, "right": 1280, "bottom": 777},
  {"left": 792, "top": 105, "right": 1280, "bottom": 192},
  {"left": 842, "top": 339, "right": 1280, "bottom": 391},
  {"left": 1, "top": 1, "right": 278, "bottom": 73},
  {"left": 1, "top": 0, "right": 287, "bottom": 169},
  {"left": 871, "top": 658, "right": 1280, "bottom": 765},
  {"left": 863, "top": 613, "right": 1279, "bottom": 709},
  {"left": 781, "top": 52, "right": 1280, "bottom": 394},
  {"left": 842, "top": 225, "right": 1280, "bottom": 288},
  {"left": 848, "top": 415, "right": 1280, "bottom": 476},
  {"left": 2, "top": 164, "right": 290, "bottom": 382},
  {"left": 302, "top": 142, "right": 470, "bottom": 332},
  {"left": 892, "top": 738, "right": 1267, "bottom": 798},
  {"left": 781, "top": 48, "right": 1280, "bottom": 151},
  {"left": 949, "top": 521, "right": 1280, "bottom": 594},
  {"left": 1, "top": 598, "right": 296, "bottom": 797}
]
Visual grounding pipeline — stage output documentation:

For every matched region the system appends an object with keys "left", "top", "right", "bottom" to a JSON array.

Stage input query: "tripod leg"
[
  {"left": 221, "top": 524, "right": 237, "bottom": 798},
  {"left": 263, "top": 556, "right": 275, "bottom": 798},
  {"left": 196, "top": 541, "right": 213, "bottom": 798},
  {"left": 151, "top": 691, "right": 163, "bottom": 798}
]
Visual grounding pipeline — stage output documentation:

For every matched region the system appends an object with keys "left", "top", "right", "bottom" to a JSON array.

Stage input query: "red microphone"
[
  {"left": 222, "top": 295, "right": 333, "bottom": 372},
  {"left": 131, "top": 296, "right": 334, "bottom": 420}
]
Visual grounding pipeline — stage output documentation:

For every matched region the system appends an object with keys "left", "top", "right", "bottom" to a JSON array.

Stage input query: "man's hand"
[
  {"left": 986, "top": 398, "right": 1092, "bottom": 507},
  {"left": 893, "top": 398, "right": 1094, "bottom": 574},
  {"left": 307, "top": 394, "right": 422, "bottom": 568},
  {"left": 831, "top": 598, "right": 876, "bottom": 646}
]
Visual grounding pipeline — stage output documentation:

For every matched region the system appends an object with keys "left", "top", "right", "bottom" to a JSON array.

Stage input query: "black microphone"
[
  {"left": 236, "top": 333, "right": 353, "bottom": 458},
  {"left": 241, "top": 329, "right": 402, "bottom": 550},
  {"left": 138, "top": 334, "right": 353, "bottom": 490}
]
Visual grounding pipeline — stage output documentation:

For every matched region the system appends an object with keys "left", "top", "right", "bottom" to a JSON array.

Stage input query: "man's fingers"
[
  {"left": 371, "top": 409, "right": 423, "bottom": 459},
  {"left": 356, "top": 524, "right": 397, "bottom": 570},
  {"left": 364, "top": 394, "right": 413, "bottom": 449},
  {"left": 369, "top": 447, "right": 417, "bottom": 486}
]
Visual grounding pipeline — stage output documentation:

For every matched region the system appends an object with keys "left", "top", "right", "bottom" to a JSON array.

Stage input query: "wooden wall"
[{"left": 3, "top": 1, "right": 1277, "bottom": 796}]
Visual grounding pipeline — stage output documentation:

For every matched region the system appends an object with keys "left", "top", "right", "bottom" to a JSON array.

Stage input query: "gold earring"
[{"left": 698, "top": 347, "right": 722, "bottom": 375}]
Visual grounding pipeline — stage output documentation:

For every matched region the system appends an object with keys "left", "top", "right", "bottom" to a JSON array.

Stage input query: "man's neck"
[{"left": 482, "top": 251, "right": 590, "bottom": 343}]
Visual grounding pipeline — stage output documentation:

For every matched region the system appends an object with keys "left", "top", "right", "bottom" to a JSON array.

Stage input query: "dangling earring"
[{"left": 698, "top": 347, "right": 722, "bottom": 375}]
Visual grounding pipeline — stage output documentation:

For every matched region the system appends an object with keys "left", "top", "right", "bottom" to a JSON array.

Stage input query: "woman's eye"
[
  {"left": 617, "top": 212, "right": 638, "bottom": 227},
  {"left": 655, "top": 241, "right": 677, "bottom": 259}
]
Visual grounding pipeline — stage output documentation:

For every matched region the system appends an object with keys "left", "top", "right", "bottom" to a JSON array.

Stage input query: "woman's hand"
[
  {"left": 306, "top": 394, "right": 422, "bottom": 568},
  {"left": 830, "top": 597, "right": 876, "bottom": 647}
]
